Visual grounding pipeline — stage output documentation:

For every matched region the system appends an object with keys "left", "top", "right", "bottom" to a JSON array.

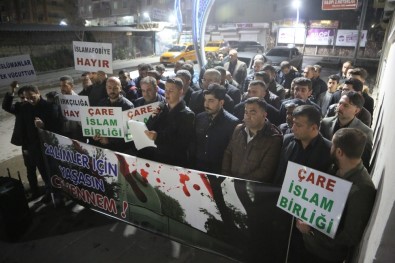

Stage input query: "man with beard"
[
  {"left": 296, "top": 128, "right": 376, "bottom": 263},
  {"left": 222, "top": 97, "right": 282, "bottom": 183},
  {"left": 320, "top": 92, "right": 373, "bottom": 171},
  {"left": 274, "top": 105, "right": 332, "bottom": 263},
  {"left": 118, "top": 69, "right": 138, "bottom": 102},
  {"left": 193, "top": 83, "right": 239, "bottom": 173},
  {"left": 92, "top": 77, "right": 135, "bottom": 155}
]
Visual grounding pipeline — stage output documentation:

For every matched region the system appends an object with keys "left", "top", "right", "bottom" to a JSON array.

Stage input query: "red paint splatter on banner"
[
  {"left": 179, "top": 173, "right": 191, "bottom": 197},
  {"left": 156, "top": 178, "right": 161, "bottom": 183},
  {"left": 121, "top": 201, "right": 128, "bottom": 218},
  {"left": 145, "top": 163, "right": 150, "bottom": 168},
  {"left": 140, "top": 169, "right": 149, "bottom": 183},
  {"left": 193, "top": 184, "right": 200, "bottom": 191},
  {"left": 199, "top": 173, "right": 214, "bottom": 198},
  {"left": 114, "top": 154, "right": 147, "bottom": 203}
]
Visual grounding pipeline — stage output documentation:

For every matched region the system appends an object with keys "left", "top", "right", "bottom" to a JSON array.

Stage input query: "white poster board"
[
  {"left": 122, "top": 102, "right": 160, "bottom": 142},
  {"left": 335, "top": 30, "right": 367, "bottom": 47},
  {"left": 58, "top": 94, "right": 90, "bottom": 121},
  {"left": 0, "top": 54, "right": 36, "bottom": 86},
  {"left": 80, "top": 107, "right": 124, "bottom": 138},
  {"left": 73, "top": 41, "right": 113, "bottom": 74},
  {"left": 277, "top": 161, "right": 352, "bottom": 238}
]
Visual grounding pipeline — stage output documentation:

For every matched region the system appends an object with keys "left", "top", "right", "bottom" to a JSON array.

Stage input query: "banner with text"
[
  {"left": 335, "top": 29, "right": 367, "bottom": 47},
  {"left": 122, "top": 102, "right": 160, "bottom": 142},
  {"left": 277, "top": 161, "right": 352, "bottom": 238},
  {"left": 80, "top": 107, "right": 124, "bottom": 138},
  {"left": 58, "top": 94, "right": 90, "bottom": 121},
  {"left": 0, "top": 54, "right": 36, "bottom": 86},
  {"left": 306, "top": 28, "right": 335, "bottom": 46},
  {"left": 39, "top": 129, "right": 292, "bottom": 262},
  {"left": 277, "top": 27, "right": 306, "bottom": 44},
  {"left": 73, "top": 41, "right": 113, "bottom": 74},
  {"left": 322, "top": 0, "right": 358, "bottom": 10}
]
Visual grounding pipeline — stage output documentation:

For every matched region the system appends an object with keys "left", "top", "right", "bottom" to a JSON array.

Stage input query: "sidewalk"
[{"left": 0, "top": 56, "right": 161, "bottom": 97}]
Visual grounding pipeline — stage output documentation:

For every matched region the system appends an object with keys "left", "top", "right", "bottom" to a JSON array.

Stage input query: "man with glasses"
[{"left": 189, "top": 68, "right": 234, "bottom": 114}]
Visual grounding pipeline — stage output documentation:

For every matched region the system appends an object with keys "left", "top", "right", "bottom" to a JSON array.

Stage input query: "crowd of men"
[{"left": 2, "top": 51, "right": 376, "bottom": 262}]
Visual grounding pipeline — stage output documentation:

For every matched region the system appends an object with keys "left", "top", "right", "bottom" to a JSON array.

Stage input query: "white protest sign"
[
  {"left": 0, "top": 54, "right": 36, "bottom": 86},
  {"left": 58, "top": 94, "right": 90, "bottom": 121},
  {"left": 73, "top": 41, "right": 113, "bottom": 74},
  {"left": 80, "top": 107, "right": 124, "bottom": 138},
  {"left": 122, "top": 102, "right": 160, "bottom": 142},
  {"left": 277, "top": 161, "right": 352, "bottom": 238}
]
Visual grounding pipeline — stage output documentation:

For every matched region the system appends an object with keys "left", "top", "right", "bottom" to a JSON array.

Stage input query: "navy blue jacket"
[{"left": 193, "top": 109, "right": 239, "bottom": 174}]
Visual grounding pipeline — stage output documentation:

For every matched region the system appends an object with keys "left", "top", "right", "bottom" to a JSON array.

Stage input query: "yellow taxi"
[
  {"left": 160, "top": 43, "right": 197, "bottom": 66},
  {"left": 204, "top": 40, "right": 230, "bottom": 54}
]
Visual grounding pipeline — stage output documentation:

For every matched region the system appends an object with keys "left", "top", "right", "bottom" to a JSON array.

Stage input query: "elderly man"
[
  {"left": 222, "top": 97, "right": 282, "bottom": 183},
  {"left": 296, "top": 128, "right": 376, "bottom": 263},
  {"left": 224, "top": 49, "right": 247, "bottom": 88},
  {"left": 133, "top": 76, "right": 165, "bottom": 107}
]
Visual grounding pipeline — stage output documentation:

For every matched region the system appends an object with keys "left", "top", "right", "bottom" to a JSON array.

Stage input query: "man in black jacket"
[
  {"left": 144, "top": 77, "right": 195, "bottom": 167},
  {"left": 2, "top": 82, "right": 40, "bottom": 198},
  {"left": 20, "top": 85, "right": 62, "bottom": 202},
  {"left": 92, "top": 77, "right": 135, "bottom": 155},
  {"left": 193, "top": 84, "right": 239, "bottom": 173},
  {"left": 274, "top": 105, "right": 332, "bottom": 263}
]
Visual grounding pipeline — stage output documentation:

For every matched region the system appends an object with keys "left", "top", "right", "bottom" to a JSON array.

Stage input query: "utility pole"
[{"left": 353, "top": 0, "right": 368, "bottom": 64}]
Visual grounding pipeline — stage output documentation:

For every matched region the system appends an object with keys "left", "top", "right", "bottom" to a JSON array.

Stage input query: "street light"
[
  {"left": 293, "top": 0, "right": 301, "bottom": 26},
  {"left": 143, "top": 12, "right": 151, "bottom": 22}
]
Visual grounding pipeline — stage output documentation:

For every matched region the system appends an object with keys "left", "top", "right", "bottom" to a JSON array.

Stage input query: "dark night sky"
[{"left": 285, "top": 0, "right": 382, "bottom": 29}]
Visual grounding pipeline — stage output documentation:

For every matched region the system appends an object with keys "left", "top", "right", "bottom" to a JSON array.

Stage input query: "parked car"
[
  {"left": 265, "top": 46, "right": 303, "bottom": 70},
  {"left": 204, "top": 40, "right": 230, "bottom": 54},
  {"left": 160, "top": 43, "right": 197, "bottom": 66},
  {"left": 227, "top": 40, "right": 265, "bottom": 53}
]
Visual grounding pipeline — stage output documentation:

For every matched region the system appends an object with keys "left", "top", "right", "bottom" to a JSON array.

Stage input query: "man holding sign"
[{"left": 296, "top": 128, "right": 376, "bottom": 263}]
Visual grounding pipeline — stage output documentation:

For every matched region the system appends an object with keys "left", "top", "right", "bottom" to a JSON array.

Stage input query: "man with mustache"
[
  {"left": 320, "top": 91, "right": 373, "bottom": 171},
  {"left": 92, "top": 77, "right": 135, "bottom": 154},
  {"left": 296, "top": 128, "right": 376, "bottom": 263}
]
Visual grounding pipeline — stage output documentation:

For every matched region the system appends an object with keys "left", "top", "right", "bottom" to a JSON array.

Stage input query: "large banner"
[
  {"left": 336, "top": 29, "right": 367, "bottom": 47},
  {"left": 0, "top": 54, "right": 36, "bottom": 86},
  {"left": 277, "top": 27, "right": 306, "bottom": 45},
  {"left": 39, "top": 129, "right": 292, "bottom": 262},
  {"left": 73, "top": 41, "right": 113, "bottom": 74},
  {"left": 277, "top": 28, "right": 335, "bottom": 46},
  {"left": 306, "top": 28, "right": 335, "bottom": 46},
  {"left": 277, "top": 162, "right": 352, "bottom": 238}
]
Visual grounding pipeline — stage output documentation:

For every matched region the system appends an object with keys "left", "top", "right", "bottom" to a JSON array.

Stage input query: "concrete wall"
[{"left": 356, "top": 13, "right": 395, "bottom": 263}]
